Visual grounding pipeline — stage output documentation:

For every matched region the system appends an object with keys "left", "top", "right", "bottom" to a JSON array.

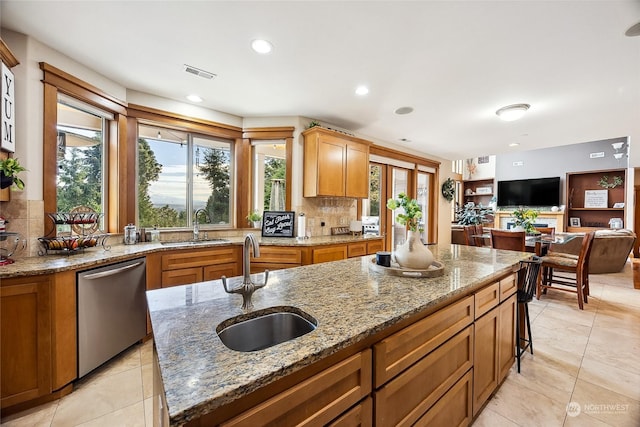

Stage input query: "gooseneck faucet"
[
  {"left": 193, "top": 208, "right": 210, "bottom": 241},
  {"left": 222, "top": 233, "right": 269, "bottom": 310}
]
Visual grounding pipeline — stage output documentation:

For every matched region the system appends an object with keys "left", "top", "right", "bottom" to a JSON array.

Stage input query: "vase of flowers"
[
  {"left": 387, "top": 193, "right": 434, "bottom": 269},
  {"left": 512, "top": 208, "right": 538, "bottom": 234}
]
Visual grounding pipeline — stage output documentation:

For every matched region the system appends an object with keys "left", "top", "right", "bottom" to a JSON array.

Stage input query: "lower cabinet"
[
  {"left": 160, "top": 246, "right": 241, "bottom": 287},
  {"left": 414, "top": 370, "right": 473, "bottom": 427},
  {"left": 220, "top": 350, "right": 372, "bottom": 426},
  {"left": 1, "top": 275, "right": 52, "bottom": 408},
  {"left": 250, "top": 246, "right": 302, "bottom": 274},
  {"left": 312, "top": 245, "right": 348, "bottom": 264}
]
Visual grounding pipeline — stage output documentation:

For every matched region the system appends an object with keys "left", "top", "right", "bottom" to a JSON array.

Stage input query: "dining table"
[{"left": 472, "top": 231, "right": 579, "bottom": 255}]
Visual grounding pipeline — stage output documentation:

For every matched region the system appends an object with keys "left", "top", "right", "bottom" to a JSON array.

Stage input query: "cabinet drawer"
[
  {"left": 250, "top": 263, "right": 296, "bottom": 274},
  {"left": 251, "top": 246, "right": 301, "bottom": 264},
  {"left": 161, "top": 246, "right": 238, "bottom": 270},
  {"left": 374, "top": 326, "right": 473, "bottom": 427},
  {"left": 413, "top": 370, "right": 473, "bottom": 427},
  {"left": 474, "top": 283, "right": 500, "bottom": 319},
  {"left": 222, "top": 350, "right": 372, "bottom": 426},
  {"left": 348, "top": 242, "right": 367, "bottom": 258},
  {"left": 367, "top": 239, "right": 384, "bottom": 254},
  {"left": 312, "top": 245, "right": 347, "bottom": 264},
  {"left": 327, "top": 396, "right": 372, "bottom": 427},
  {"left": 374, "top": 295, "right": 474, "bottom": 387},
  {"left": 161, "top": 267, "right": 203, "bottom": 287},
  {"left": 499, "top": 273, "right": 517, "bottom": 302}
]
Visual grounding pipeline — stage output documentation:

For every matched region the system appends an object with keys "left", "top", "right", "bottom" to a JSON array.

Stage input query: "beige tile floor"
[{"left": 2, "top": 262, "right": 639, "bottom": 427}]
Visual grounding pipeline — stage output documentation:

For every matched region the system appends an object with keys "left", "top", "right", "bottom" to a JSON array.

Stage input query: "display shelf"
[
  {"left": 39, "top": 211, "right": 110, "bottom": 256},
  {"left": 566, "top": 169, "right": 626, "bottom": 231},
  {"left": 462, "top": 178, "right": 494, "bottom": 207}
]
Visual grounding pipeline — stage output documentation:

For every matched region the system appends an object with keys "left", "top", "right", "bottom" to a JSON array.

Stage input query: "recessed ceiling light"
[
  {"left": 355, "top": 86, "right": 369, "bottom": 96},
  {"left": 496, "top": 104, "right": 530, "bottom": 121},
  {"left": 186, "top": 94, "right": 203, "bottom": 103},
  {"left": 394, "top": 107, "right": 414, "bottom": 115},
  {"left": 251, "top": 39, "right": 273, "bottom": 54}
]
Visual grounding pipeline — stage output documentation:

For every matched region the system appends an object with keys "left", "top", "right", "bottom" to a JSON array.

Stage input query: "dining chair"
[
  {"left": 490, "top": 229, "right": 526, "bottom": 252},
  {"left": 463, "top": 225, "right": 482, "bottom": 246},
  {"left": 537, "top": 231, "right": 596, "bottom": 310},
  {"left": 516, "top": 257, "right": 542, "bottom": 373},
  {"left": 534, "top": 226, "right": 555, "bottom": 236}
]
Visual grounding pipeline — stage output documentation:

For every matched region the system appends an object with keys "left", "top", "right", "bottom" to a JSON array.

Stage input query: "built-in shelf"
[{"left": 566, "top": 168, "right": 626, "bottom": 230}]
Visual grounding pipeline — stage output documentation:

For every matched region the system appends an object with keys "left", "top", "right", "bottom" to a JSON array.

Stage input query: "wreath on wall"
[{"left": 441, "top": 178, "right": 455, "bottom": 202}]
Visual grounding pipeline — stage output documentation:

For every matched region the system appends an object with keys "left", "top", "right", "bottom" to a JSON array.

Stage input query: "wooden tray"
[{"left": 369, "top": 257, "right": 445, "bottom": 278}]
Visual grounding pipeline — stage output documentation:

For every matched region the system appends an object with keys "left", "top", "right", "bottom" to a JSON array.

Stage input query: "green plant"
[
  {"left": 387, "top": 192, "right": 423, "bottom": 232},
  {"left": 246, "top": 210, "right": 262, "bottom": 222},
  {"left": 598, "top": 175, "right": 623, "bottom": 189},
  {"left": 456, "top": 202, "right": 492, "bottom": 225},
  {"left": 307, "top": 120, "right": 321, "bottom": 129},
  {"left": 0, "top": 157, "right": 26, "bottom": 190},
  {"left": 512, "top": 207, "right": 538, "bottom": 233}
]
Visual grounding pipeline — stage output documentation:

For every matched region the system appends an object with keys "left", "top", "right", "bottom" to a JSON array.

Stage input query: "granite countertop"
[
  {"left": 147, "top": 244, "right": 530, "bottom": 426},
  {"left": 0, "top": 233, "right": 382, "bottom": 278}
]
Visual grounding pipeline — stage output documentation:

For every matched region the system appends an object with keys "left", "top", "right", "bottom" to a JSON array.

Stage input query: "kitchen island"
[{"left": 147, "top": 244, "right": 530, "bottom": 426}]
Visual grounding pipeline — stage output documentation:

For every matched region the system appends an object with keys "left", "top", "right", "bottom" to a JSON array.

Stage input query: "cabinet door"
[
  {"left": 367, "top": 239, "right": 384, "bottom": 254},
  {"left": 473, "top": 307, "right": 499, "bottom": 415},
  {"left": 414, "top": 370, "right": 473, "bottom": 427},
  {"left": 317, "top": 136, "right": 346, "bottom": 196},
  {"left": 327, "top": 396, "right": 372, "bottom": 427},
  {"left": 348, "top": 242, "right": 367, "bottom": 258},
  {"left": 204, "top": 263, "right": 240, "bottom": 282},
  {"left": 312, "top": 245, "right": 347, "bottom": 264},
  {"left": 345, "top": 142, "right": 369, "bottom": 198},
  {"left": 498, "top": 294, "right": 516, "bottom": 383},
  {"left": 161, "top": 267, "right": 203, "bottom": 287},
  {"left": 1, "top": 276, "right": 52, "bottom": 408}
]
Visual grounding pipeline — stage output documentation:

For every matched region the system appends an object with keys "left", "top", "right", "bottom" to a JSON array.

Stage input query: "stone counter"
[
  {"left": 0, "top": 233, "right": 382, "bottom": 278},
  {"left": 147, "top": 244, "right": 530, "bottom": 426}
]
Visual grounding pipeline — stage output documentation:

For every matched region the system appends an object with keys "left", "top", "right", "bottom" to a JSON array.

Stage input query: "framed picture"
[
  {"left": 1, "top": 63, "right": 15, "bottom": 153},
  {"left": 584, "top": 189, "right": 608, "bottom": 208},
  {"left": 613, "top": 202, "right": 625, "bottom": 208},
  {"left": 261, "top": 211, "right": 295, "bottom": 237},
  {"left": 569, "top": 217, "right": 581, "bottom": 227},
  {"left": 476, "top": 187, "right": 492, "bottom": 195}
]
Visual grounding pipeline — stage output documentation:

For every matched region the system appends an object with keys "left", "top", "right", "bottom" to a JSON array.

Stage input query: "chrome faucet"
[
  {"left": 222, "top": 233, "right": 269, "bottom": 310},
  {"left": 193, "top": 208, "right": 210, "bottom": 240}
]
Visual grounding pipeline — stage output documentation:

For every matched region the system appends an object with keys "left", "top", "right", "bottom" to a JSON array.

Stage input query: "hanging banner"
[{"left": 1, "top": 63, "right": 15, "bottom": 152}]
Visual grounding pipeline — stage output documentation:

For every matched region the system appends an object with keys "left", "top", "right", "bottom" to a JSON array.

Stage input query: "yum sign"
[{"left": 2, "top": 63, "right": 15, "bottom": 152}]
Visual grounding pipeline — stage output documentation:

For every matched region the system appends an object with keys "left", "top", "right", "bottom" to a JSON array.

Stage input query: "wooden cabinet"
[
  {"left": 1, "top": 275, "right": 52, "bottom": 408},
  {"left": 566, "top": 169, "right": 626, "bottom": 232},
  {"left": 250, "top": 246, "right": 302, "bottom": 274},
  {"left": 160, "top": 246, "right": 241, "bottom": 287},
  {"left": 302, "top": 127, "right": 370, "bottom": 198},
  {"left": 473, "top": 292, "right": 517, "bottom": 415},
  {"left": 221, "top": 350, "right": 372, "bottom": 426},
  {"left": 413, "top": 370, "right": 473, "bottom": 427},
  {"left": 366, "top": 239, "right": 384, "bottom": 254},
  {"left": 312, "top": 245, "right": 348, "bottom": 264},
  {"left": 462, "top": 178, "right": 494, "bottom": 207}
]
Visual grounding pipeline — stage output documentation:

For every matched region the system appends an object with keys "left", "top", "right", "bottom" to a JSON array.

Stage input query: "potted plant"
[
  {"left": 246, "top": 210, "right": 262, "bottom": 228},
  {"left": 512, "top": 208, "right": 538, "bottom": 234},
  {"left": 0, "top": 157, "right": 26, "bottom": 190},
  {"left": 387, "top": 192, "right": 433, "bottom": 269},
  {"left": 456, "top": 202, "right": 492, "bottom": 226}
]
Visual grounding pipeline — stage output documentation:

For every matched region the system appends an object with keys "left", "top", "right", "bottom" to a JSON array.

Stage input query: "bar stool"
[{"left": 516, "top": 257, "right": 542, "bottom": 373}]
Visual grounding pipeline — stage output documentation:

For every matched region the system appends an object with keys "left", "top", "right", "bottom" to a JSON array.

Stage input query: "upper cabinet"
[
  {"left": 302, "top": 127, "right": 370, "bottom": 198},
  {"left": 566, "top": 168, "right": 626, "bottom": 232}
]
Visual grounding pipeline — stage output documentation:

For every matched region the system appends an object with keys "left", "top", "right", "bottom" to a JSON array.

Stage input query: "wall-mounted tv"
[{"left": 497, "top": 177, "right": 561, "bottom": 207}]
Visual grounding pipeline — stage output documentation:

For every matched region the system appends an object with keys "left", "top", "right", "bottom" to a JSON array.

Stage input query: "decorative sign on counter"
[
  {"left": 584, "top": 189, "right": 608, "bottom": 208},
  {"left": 261, "top": 211, "right": 295, "bottom": 237}
]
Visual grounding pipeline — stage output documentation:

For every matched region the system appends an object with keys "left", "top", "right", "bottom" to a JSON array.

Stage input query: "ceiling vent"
[{"left": 183, "top": 64, "right": 216, "bottom": 80}]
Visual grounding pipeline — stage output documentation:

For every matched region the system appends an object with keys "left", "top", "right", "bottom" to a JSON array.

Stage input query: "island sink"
[{"left": 216, "top": 307, "right": 317, "bottom": 352}]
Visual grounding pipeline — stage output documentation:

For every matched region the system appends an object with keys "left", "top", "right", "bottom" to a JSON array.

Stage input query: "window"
[
  {"left": 362, "top": 163, "right": 382, "bottom": 235},
  {"left": 137, "top": 123, "right": 233, "bottom": 228},
  {"left": 252, "top": 141, "right": 286, "bottom": 212},
  {"left": 56, "top": 95, "right": 111, "bottom": 229}
]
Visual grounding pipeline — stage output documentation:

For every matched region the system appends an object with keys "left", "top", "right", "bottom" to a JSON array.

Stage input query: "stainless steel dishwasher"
[{"left": 77, "top": 257, "right": 147, "bottom": 377}]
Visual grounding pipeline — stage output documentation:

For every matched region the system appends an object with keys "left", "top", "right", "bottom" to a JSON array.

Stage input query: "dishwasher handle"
[{"left": 82, "top": 261, "right": 145, "bottom": 280}]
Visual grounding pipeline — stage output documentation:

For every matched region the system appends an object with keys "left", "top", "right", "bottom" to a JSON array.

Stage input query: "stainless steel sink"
[
  {"left": 160, "top": 238, "right": 230, "bottom": 247},
  {"left": 216, "top": 307, "right": 317, "bottom": 352}
]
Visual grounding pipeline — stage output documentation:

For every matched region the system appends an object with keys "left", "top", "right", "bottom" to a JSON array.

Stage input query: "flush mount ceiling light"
[
  {"left": 509, "top": 142, "right": 520, "bottom": 147},
  {"left": 355, "top": 85, "right": 369, "bottom": 96},
  {"left": 186, "top": 94, "right": 203, "bottom": 103},
  {"left": 394, "top": 106, "right": 414, "bottom": 115},
  {"left": 496, "top": 104, "right": 530, "bottom": 121},
  {"left": 251, "top": 39, "right": 273, "bottom": 54},
  {"left": 625, "top": 22, "right": 640, "bottom": 37}
]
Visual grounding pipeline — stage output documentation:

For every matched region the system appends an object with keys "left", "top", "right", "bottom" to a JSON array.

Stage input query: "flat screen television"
[{"left": 497, "top": 177, "right": 561, "bottom": 207}]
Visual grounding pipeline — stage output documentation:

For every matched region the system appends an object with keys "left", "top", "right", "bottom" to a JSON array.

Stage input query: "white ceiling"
[{"left": 2, "top": 1, "right": 639, "bottom": 161}]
